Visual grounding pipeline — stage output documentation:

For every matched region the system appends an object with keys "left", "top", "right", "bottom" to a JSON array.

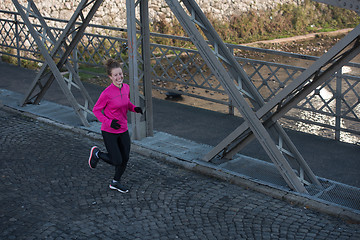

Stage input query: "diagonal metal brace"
[
  {"left": 166, "top": 0, "right": 314, "bottom": 193},
  {"left": 12, "top": 0, "right": 103, "bottom": 126}
]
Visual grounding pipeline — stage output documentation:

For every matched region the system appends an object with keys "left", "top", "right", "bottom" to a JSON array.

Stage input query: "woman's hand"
[
  {"left": 134, "top": 107, "right": 143, "bottom": 114},
  {"left": 111, "top": 119, "right": 121, "bottom": 129}
]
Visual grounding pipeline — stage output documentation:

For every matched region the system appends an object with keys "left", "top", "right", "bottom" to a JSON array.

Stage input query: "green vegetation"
[
  {"left": 151, "top": 0, "right": 360, "bottom": 45},
  {"left": 77, "top": 65, "right": 106, "bottom": 79}
]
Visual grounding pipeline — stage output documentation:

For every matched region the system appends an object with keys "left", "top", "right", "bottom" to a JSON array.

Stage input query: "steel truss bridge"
[{"left": 6, "top": 0, "right": 360, "bottom": 194}]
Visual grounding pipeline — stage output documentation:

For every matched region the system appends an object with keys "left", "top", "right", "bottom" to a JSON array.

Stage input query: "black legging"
[{"left": 98, "top": 130, "right": 131, "bottom": 181}]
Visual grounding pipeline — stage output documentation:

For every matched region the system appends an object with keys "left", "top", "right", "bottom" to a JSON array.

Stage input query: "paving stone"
[{"left": 1, "top": 108, "right": 360, "bottom": 239}]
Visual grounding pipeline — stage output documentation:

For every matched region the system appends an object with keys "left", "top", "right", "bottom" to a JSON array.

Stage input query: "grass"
[{"left": 78, "top": 65, "right": 106, "bottom": 79}]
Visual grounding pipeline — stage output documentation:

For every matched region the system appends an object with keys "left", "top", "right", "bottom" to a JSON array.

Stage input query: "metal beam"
[
  {"left": 12, "top": 0, "right": 103, "bottom": 126},
  {"left": 177, "top": 0, "right": 321, "bottom": 189},
  {"left": 127, "top": 0, "right": 153, "bottom": 140},
  {"left": 140, "top": 0, "right": 154, "bottom": 137},
  {"left": 165, "top": 0, "right": 316, "bottom": 193},
  {"left": 167, "top": 0, "right": 360, "bottom": 192}
]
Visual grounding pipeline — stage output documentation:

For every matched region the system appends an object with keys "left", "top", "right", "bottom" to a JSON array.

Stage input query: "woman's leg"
[
  {"left": 113, "top": 131, "right": 131, "bottom": 181},
  {"left": 100, "top": 131, "right": 130, "bottom": 181},
  {"left": 100, "top": 131, "right": 123, "bottom": 166}
]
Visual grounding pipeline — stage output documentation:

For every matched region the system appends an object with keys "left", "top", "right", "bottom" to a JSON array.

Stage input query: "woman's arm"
[{"left": 93, "top": 92, "right": 111, "bottom": 127}]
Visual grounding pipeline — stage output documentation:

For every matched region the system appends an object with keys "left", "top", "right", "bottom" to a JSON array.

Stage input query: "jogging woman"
[{"left": 88, "top": 59, "right": 143, "bottom": 193}]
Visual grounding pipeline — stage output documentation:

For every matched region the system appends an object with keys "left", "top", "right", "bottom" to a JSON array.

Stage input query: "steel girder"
[
  {"left": 126, "top": 0, "right": 153, "bottom": 140},
  {"left": 165, "top": 0, "right": 323, "bottom": 193},
  {"left": 165, "top": 0, "right": 360, "bottom": 193},
  {"left": 11, "top": 0, "right": 104, "bottom": 127}
]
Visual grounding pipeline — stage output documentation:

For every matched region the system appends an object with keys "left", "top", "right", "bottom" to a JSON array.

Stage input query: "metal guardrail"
[{"left": 1, "top": 9, "right": 360, "bottom": 144}]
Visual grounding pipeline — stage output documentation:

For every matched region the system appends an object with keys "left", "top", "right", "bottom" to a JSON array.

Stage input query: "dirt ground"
[{"left": 243, "top": 28, "right": 354, "bottom": 56}]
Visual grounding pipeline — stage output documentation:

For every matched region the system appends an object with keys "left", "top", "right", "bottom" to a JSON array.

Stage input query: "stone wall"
[{"left": 2, "top": 0, "right": 302, "bottom": 28}]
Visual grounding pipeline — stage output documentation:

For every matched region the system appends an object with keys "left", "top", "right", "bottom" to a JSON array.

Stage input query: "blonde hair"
[{"left": 105, "top": 59, "right": 121, "bottom": 76}]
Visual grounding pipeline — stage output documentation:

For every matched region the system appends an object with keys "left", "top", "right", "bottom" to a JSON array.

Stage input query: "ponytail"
[{"left": 105, "top": 59, "right": 121, "bottom": 76}]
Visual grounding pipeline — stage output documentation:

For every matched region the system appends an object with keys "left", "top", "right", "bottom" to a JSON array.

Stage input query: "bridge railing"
[{"left": 1, "top": 9, "right": 359, "bottom": 144}]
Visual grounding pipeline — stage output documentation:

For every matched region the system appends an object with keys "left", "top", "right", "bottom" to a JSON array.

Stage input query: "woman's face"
[{"left": 109, "top": 67, "right": 123, "bottom": 87}]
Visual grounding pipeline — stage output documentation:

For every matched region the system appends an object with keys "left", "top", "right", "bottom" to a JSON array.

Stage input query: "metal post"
[
  {"left": 140, "top": 0, "right": 154, "bottom": 137},
  {"left": 228, "top": 99, "right": 234, "bottom": 116},
  {"left": 127, "top": 0, "right": 141, "bottom": 140},
  {"left": 71, "top": 25, "right": 79, "bottom": 76},
  {"left": 335, "top": 69, "right": 343, "bottom": 141},
  {"left": 127, "top": 0, "right": 152, "bottom": 140},
  {"left": 15, "top": 14, "right": 20, "bottom": 67}
]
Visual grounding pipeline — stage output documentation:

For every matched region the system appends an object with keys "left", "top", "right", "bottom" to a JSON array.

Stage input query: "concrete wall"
[{"left": 2, "top": 0, "right": 302, "bottom": 28}]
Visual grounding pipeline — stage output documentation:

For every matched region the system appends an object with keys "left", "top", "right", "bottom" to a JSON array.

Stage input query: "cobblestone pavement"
[{"left": 1, "top": 107, "right": 359, "bottom": 240}]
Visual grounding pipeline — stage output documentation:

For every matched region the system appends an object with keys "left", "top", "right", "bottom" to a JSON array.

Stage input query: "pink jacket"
[{"left": 93, "top": 83, "right": 136, "bottom": 134}]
